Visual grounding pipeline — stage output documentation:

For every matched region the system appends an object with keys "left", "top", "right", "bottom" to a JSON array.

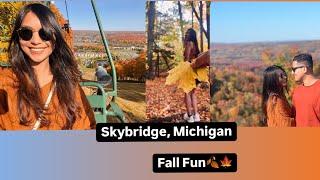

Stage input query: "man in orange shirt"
[{"left": 292, "top": 53, "right": 320, "bottom": 126}]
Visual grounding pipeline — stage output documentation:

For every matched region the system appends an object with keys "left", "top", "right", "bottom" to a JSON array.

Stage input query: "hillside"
[
  {"left": 211, "top": 40, "right": 320, "bottom": 66},
  {"left": 74, "top": 30, "right": 145, "bottom": 48},
  {"left": 210, "top": 40, "right": 320, "bottom": 126}
]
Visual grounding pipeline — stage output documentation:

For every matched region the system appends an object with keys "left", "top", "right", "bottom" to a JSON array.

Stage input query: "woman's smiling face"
[{"left": 19, "top": 11, "right": 53, "bottom": 64}]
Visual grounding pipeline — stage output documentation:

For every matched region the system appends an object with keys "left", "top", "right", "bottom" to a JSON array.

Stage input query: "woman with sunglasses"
[
  {"left": 262, "top": 65, "right": 295, "bottom": 127},
  {"left": 0, "top": 3, "right": 95, "bottom": 130}
]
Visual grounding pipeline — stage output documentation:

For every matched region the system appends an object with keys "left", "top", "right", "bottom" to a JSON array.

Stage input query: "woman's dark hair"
[
  {"left": 184, "top": 28, "right": 200, "bottom": 57},
  {"left": 262, "top": 65, "right": 287, "bottom": 118},
  {"left": 8, "top": 3, "right": 81, "bottom": 129}
]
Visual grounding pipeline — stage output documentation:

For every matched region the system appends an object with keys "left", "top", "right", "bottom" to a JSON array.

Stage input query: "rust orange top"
[
  {"left": 0, "top": 67, "right": 96, "bottom": 130},
  {"left": 266, "top": 95, "right": 295, "bottom": 127}
]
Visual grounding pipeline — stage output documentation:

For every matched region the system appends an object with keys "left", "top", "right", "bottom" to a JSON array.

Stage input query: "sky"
[
  {"left": 211, "top": 2, "right": 320, "bottom": 43},
  {"left": 156, "top": 1, "right": 192, "bottom": 21},
  {"left": 53, "top": 0, "right": 145, "bottom": 31}
]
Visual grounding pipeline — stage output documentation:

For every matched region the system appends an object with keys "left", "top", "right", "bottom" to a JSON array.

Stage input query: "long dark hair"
[
  {"left": 262, "top": 65, "right": 287, "bottom": 118},
  {"left": 8, "top": 3, "right": 81, "bottom": 129},
  {"left": 184, "top": 28, "right": 200, "bottom": 58}
]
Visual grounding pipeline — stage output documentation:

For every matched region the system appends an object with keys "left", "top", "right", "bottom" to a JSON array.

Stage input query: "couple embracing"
[{"left": 263, "top": 53, "right": 320, "bottom": 127}]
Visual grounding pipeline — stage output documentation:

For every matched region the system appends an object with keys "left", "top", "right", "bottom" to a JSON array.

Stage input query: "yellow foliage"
[
  {"left": 0, "top": 53, "right": 8, "bottom": 62},
  {"left": 0, "top": 42, "right": 9, "bottom": 49},
  {"left": 228, "top": 106, "right": 239, "bottom": 119},
  {"left": 165, "top": 61, "right": 208, "bottom": 93},
  {"left": 261, "top": 50, "right": 272, "bottom": 66},
  {"left": 195, "top": 67, "right": 209, "bottom": 82},
  {"left": 0, "top": 2, "right": 26, "bottom": 39}
]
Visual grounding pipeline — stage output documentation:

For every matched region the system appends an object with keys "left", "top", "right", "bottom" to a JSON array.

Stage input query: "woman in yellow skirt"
[{"left": 165, "top": 28, "right": 208, "bottom": 122}]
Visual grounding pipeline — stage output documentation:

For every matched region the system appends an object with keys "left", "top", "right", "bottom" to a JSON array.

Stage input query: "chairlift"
[
  {"left": 52, "top": 0, "right": 126, "bottom": 123},
  {"left": 65, "top": 0, "right": 125, "bottom": 123},
  {"left": 81, "top": 0, "right": 126, "bottom": 123}
]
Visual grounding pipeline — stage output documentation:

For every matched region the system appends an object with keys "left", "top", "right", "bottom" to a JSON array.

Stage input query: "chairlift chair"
[
  {"left": 80, "top": 0, "right": 126, "bottom": 123},
  {"left": 51, "top": 0, "right": 126, "bottom": 123}
]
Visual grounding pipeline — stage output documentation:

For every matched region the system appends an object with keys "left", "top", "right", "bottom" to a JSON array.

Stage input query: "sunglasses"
[
  {"left": 280, "top": 73, "right": 287, "bottom": 79},
  {"left": 291, "top": 66, "right": 305, "bottom": 73},
  {"left": 17, "top": 27, "right": 52, "bottom": 41}
]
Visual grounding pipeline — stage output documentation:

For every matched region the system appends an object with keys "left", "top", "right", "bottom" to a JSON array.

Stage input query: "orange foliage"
[
  {"left": 49, "top": 4, "right": 73, "bottom": 49},
  {"left": 107, "top": 51, "right": 146, "bottom": 82}
]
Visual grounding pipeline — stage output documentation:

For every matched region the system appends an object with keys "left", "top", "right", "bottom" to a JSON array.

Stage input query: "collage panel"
[
  {"left": 210, "top": 2, "right": 320, "bottom": 127},
  {"left": 146, "top": 1, "right": 211, "bottom": 123},
  {"left": 0, "top": 0, "right": 146, "bottom": 130}
]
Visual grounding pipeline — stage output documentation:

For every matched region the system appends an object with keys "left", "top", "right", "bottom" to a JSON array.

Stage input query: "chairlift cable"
[{"left": 64, "top": 0, "right": 70, "bottom": 24}]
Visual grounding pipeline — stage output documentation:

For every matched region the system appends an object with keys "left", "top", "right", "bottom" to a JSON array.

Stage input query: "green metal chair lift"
[{"left": 80, "top": 0, "right": 126, "bottom": 123}]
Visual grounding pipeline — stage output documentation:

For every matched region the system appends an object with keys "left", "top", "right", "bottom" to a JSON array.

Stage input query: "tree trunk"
[
  {"left": 177, "top": 1, "right": 184, "bottom": 43},
  {"left": 191, "top": 2, "right": 209, "bottom": 42},
  {"left": 199, "top": 1, "right": 204, "bottom": 52},
  {"left": 156, "top": 52, "right": 160, "bottom": 77},
  {"left": 206, "top": 1, "right": 211, "bottom": 49},
  {"left": 147, "top": 1, "right": 156, "bottom": 80},
  {"left": 191, "top": 1, "right": 194, "bottom": 28}
]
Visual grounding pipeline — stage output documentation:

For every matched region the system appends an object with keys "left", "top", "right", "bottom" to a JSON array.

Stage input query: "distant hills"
[
  {"left": 73, "top": 30, "right": 145, "bottom": 48},
  {"left": 211, "top": 40, "right": 320, "bottom": 65}
]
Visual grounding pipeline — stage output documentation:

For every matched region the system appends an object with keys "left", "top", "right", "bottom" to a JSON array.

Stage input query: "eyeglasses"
[
  {"left": 17, "top": 27, "right": 52, "bottom": 41},
  {"left": 291, "top": 66, "right": 305, "bottom": 73}
]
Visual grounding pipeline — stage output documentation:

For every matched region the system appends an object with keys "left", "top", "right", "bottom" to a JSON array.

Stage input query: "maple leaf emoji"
[{"left": 220, "top": 156, "right": 232, "bottom": 168}]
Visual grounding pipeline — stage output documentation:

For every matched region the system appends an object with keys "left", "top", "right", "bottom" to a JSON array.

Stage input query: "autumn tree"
[
  {"left": 0, "top": 2, "right": 26, "bottom": 63},
  {"left": 190, "top": 1, "right": 209, "bottom": 52},
  {"left": 49, "top": 3, "right": 73, "bottom": 49},
  {"left": 108, "top": 51, "right": 146, "bottom": 82},
  {"left": 206, "top": 1, "right": 210, "bottom": 49},
  {"left": 146, "top": 1, "right": 156, "bottom": 80},
  {"left": 177, "top": 1, "right": 184, "bottom": 43}
]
